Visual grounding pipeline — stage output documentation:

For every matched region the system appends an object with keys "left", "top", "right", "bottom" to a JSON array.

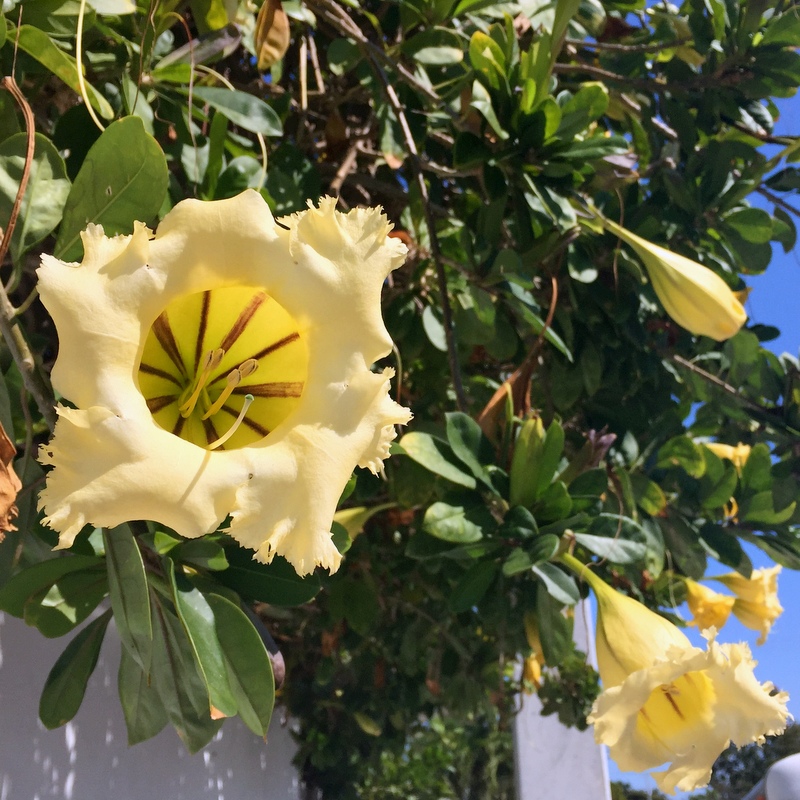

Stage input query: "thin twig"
[
  {"left": 0, "top": 77, "right": 56, "bottom": 431},
  {"left": 329, "top": 142, "right": 360, "bottom": 196},
  {"left": 733, "top": 122, "right": 796, "bottom": 146},
  {"left": 565, "top": 37, "right": 689, "bottom": 53},
  {"left": 307, "top": 31, "right": 326, "bottom": 94},
  {"left": 368, "top": 61, "right": 468, "bottom": 410},
  {"left": 756, "top": 186, "right": 800, "bottom": 221}
]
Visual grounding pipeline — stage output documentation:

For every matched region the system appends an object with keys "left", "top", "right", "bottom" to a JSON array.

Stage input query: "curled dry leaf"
[
  {"left": 255, "top": 0, "right": 291, "bottom": 72},
  {"left": 0, "top": 421, "right": 21, "bottom": 538}
]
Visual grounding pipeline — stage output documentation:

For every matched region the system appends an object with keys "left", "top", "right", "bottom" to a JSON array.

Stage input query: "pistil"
[
  {"left": 179, "top": 348, "right": 224, "bottom": 418},
  {"left": 207, "top": 394, "right": 255, "bottom": 450}
]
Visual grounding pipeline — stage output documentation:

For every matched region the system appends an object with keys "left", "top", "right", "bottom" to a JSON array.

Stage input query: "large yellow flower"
[
  {"left": 603, "top": 218, "right": 746, "bottom": 341},
  {"left": 711, "top": 567, "right": 783, "bottom": 645},
  {"left": 561, "top": 554, "right": 789, "bottom": 794},
  {"left": 37, "top": 191, "right": 411, "bottom": 575},
  {"left": 684, "top": 579, "right": 735, "bottom": 632}
]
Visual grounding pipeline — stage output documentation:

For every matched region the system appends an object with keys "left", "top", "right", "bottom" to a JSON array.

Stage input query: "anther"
[
  {"left": 202, "top": 359, "right": 258, "bottom": 420},
  {"left": 179, "top": 348, "right": 225, "bottom": 417},
  {"left": 207, "top": 394, "right": 254, "bottom": 450}
]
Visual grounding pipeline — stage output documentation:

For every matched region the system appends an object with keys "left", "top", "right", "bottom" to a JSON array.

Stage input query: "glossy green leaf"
[
  {"left": 24, "top": 566, "right": 108, "bottom": 638},
  {"left": 171, "top": 539, "right": 229, "bottom": 571},
  {"left": 118, "top": 646, "right": 169, "bottom": 745},
  {"left": 13, "top": 25, "right": 113, "bottom": 119},
  {"left": 532, "top": 562, "right": 580, "bottom": 605},
  {"left": 723, "top": 207, "right": 773, "bottom": 244},
  {"left": 170, "top": 564, "right": 238, "bottom": 718},
  {"left": 423, "top": 496, "right": 495, "bottom": 543},
  {"left": 536, "top": 582, "right": 574, "bottom": 665},
  {"left": 219, "top": 548, "right": 321, "bottom": 606},
  {"left": 656, "top": 436, "right": 706, "bottom": 478},
  {"left": 150, "top": 595, "right": 222, "bottom": 753},
  {"left": 207, "top": 594, "right": 275, "bottom": 737},
  {"left": 55, "top": 116, "right": 168, "bottom": 260},
  {"left": 741, "top": 492, "right": 796, "bottom": 525},
  {"left": 0, "top": 555, "right": 103, "bottom": 617},
  {"left": 39, "top": 610, "right": 112, "bottom": 729},
  {"left": 399, "top": 431, "right": 477, "bottom": 488},
  {"left": 104, "top": 525, "right": 152, "bottom": 670},
  {"left": 449, "top": 561, "right": 497, "bottom": 612},
  {"left": 470, "top": 80, "right": 509, "bottom": 140},
  {"left": 0, "top": 133, "right": 70, "bottom": 262},
  {"left": 189, "top": 87, "right": 282, "bottom": 136},
  {"left": 573, "top": 533, "right": 646, "bottom": 564},
  {"left": 445, "top": 412, "right": 496, "bottom": 489}
]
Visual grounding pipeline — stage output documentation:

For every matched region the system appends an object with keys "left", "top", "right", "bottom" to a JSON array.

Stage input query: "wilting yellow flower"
[
  {"left": 560, "top": 554, "right": 789, "bottom": 794},
  {"left": 684, "top": 579, "right": 734, "bottom": 632},
  {"left": 603, "top": 218, "right": 746, "bottom": 341},
  {"left": 37, "top": 191, "right": 411, "bottom": 575},
  {"left": 702, "top": 442, "right": 751, "bottom": 474},
  {"left": 711, "top": 567, "right": 783, "bottom": 645}
]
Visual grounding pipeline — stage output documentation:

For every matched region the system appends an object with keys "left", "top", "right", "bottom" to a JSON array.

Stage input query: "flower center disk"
[{"left": 137, "top": 286, "right": 308, "bottom": 449}]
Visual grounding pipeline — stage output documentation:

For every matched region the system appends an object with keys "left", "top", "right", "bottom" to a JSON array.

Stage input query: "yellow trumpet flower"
[
  {"left": 684, "top": 579, "right": 735, "bottom": 632},
  {"left": 37, "top": 192, "right": 412, "bottom": 575},
  {"left": 603, "top": 218, "right": 747, "bottom": 341},
  {"left": 560, "top": 553, "right": 789, "bottom": 794},
  {"left": 702, "top": 442, "right": 751, "bottom": 474},
  {"left": 711, "top": 567, "right": 783, "bottom": 645}
]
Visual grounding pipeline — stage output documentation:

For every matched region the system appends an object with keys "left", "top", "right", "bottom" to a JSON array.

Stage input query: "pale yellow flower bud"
[{"left": 603, "top": 218, "right": 747, "bottom": 341}]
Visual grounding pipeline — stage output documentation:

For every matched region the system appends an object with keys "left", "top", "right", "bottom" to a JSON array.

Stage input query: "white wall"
[{"left": 0, "top": 612, "right": 301, "bottom": 800}]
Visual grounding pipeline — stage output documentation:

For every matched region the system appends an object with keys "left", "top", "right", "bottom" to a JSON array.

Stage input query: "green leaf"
[
  {"left": 171, "top": 539, "right": 229, "bottom": 571},
  {"left": 423, "top": 496, "right": 495, "bottom": 543},
  {"left": 398, "top": 431, "right": 477, "bottom": 488},
  {"left": 328, "top": 576, "right": 380, "bottom": 636},
  {"left": 55, "top": 117, "right": 169, "bottom": 260},
  {"left": 0, "top": 555, "right": 103, "bottom": 617},
  {"left": 0, "top": 133, "right": 70, "bottom": 262},
  {"left": 741, "top": 443, "right": 772, "bottom": 491},
  {"left": 449, "top": 561, "right": 498, "bottom": 612},
  {"left": 532, "top": 562, "right": 580, "bottom": 605},
  {"left": 502, "top": 535, "right": 560, "bottom": 576},
  {"left": 445, "top": 412, "right": 496, "bottom": 489},
  {"left": 219, "top": 548, "right": 321, "bottom": 606},
  {"left": 573, "top": 533, "right": 646, "bottom": 564},
  {"left": 104, "top": 525, "right": 152, "bottom": 671},
  {"left": 150, "top": 595, "right": 222, "bottom": 753},
  {"left": 741, "top": 492, "right": 796, "bottom": 525},
  {"left": 207, "top": 594, "right": 275, "bottom": 737},
  {"left": 555, "top": 83, "right": 609, "bottom": 140},
  {"left": 39, "top": 610, "right": 112, "bottom": 729},
  {"left": 536, "top": 420, "right": 566, "bottom": 498},
  {"left": 656, "top": 436, "right": 706, "bottom": 478},
  {"left": 630, "top": 473, "right": 667, "bottom": 516},
  {"left": 469, "top": 31, "right": 506, "bottom": 90},
  {"left": 169, "top": 564, "right": 238, "bottom": 718},
  {"left": 189, "top": 87, "right": 282, "bottom": 136},
  {"left": 536, "top": 582, "right": 574, "bottom": 664},
  {"left": 723, "top": 207, "right": 773, "bottom": 244},
  {"left": 470, "top": 80, "right": 508, "bottom": 140},
  {"left": 24, "top": 566, "right": 108, "bottom": 638},
  {"left": 118, "top": 647, "right": 169, "bottom": 745},
  {"left": 405, "top": 27, "right": 464, "bottom": 65},
  {"left": 13, "top": 25, "right": 113, "bottom": 120}
]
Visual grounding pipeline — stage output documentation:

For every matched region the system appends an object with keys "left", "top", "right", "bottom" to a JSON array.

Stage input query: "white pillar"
[
  {"left": 0, "top": 611, "right": 301, "bottom": 800},
  {"left": 513, "top": 599, "right": 612, "bottom": 800}
]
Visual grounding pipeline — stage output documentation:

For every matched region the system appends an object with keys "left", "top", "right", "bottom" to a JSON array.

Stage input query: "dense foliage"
[{"left": 0, "top": 0, "right": 799, "bottom": 796}]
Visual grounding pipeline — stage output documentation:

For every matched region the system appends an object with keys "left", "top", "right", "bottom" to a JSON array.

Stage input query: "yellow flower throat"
[{"left": 137, "top": 286, "right": 308, "bottom": 450}]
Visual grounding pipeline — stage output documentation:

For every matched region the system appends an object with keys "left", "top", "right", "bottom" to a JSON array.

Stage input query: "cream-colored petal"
[
  {"left": 685, "top": 579, "right": 735, "bottom": 631},
  {"left": 590, "top": 637, "right": 790, "bottom": 794},
  {"left": 39, "top": 405, "right": 250, "bottom": 547}
]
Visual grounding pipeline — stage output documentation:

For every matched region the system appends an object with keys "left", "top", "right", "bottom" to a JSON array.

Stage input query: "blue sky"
[{"left": 610, "top": 97, "right": 800, "bottom": 796}]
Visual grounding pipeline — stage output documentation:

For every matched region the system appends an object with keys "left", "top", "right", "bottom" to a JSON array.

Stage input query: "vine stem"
[{"left": 0, "top": 77, "right": 57, "bottom": 431}]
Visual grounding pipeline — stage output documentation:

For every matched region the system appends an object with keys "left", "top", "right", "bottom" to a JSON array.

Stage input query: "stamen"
[
  {"left": 202, "top": 360, "right": 258, "bottom": 420},
  {"left": 179, "top": 348, "right": 224, "bottom": 418},
  {"left": 207, "top": 394, "right": 255, "bottom": 450}
]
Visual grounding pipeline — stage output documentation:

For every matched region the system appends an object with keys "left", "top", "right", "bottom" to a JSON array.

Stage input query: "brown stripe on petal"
[
  {"left": 172, "top": 415, "right": 186, "bottom": 438},
  {"left": 152, "top": 313, "right": 187, "bottom": 376},
  {"left": 218, "top": 291, "right": 267, "bottom": 354},
  {"left": 202, "top": 417, "right": 220, "bottom": 447},
  {"left": 664, "top": 691, "right": 685, "bottom": 720},
  {"left": 250, "top": 331, "right": 300, "bottom": 361},
  {"left": 220, "top": 404, "right": 271, "bottom": 438},
  {"left": 194, "top": 291, "right": 211, "bottom": 372},
  {"left": 146, "top": 395, "right": 177, "bottom": 413},
  {"left": 233, "top": 381, "right": 304, "bottom": 398},
  {"left": 139, "top": 363, "right": 183, "bottom": 387}
]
